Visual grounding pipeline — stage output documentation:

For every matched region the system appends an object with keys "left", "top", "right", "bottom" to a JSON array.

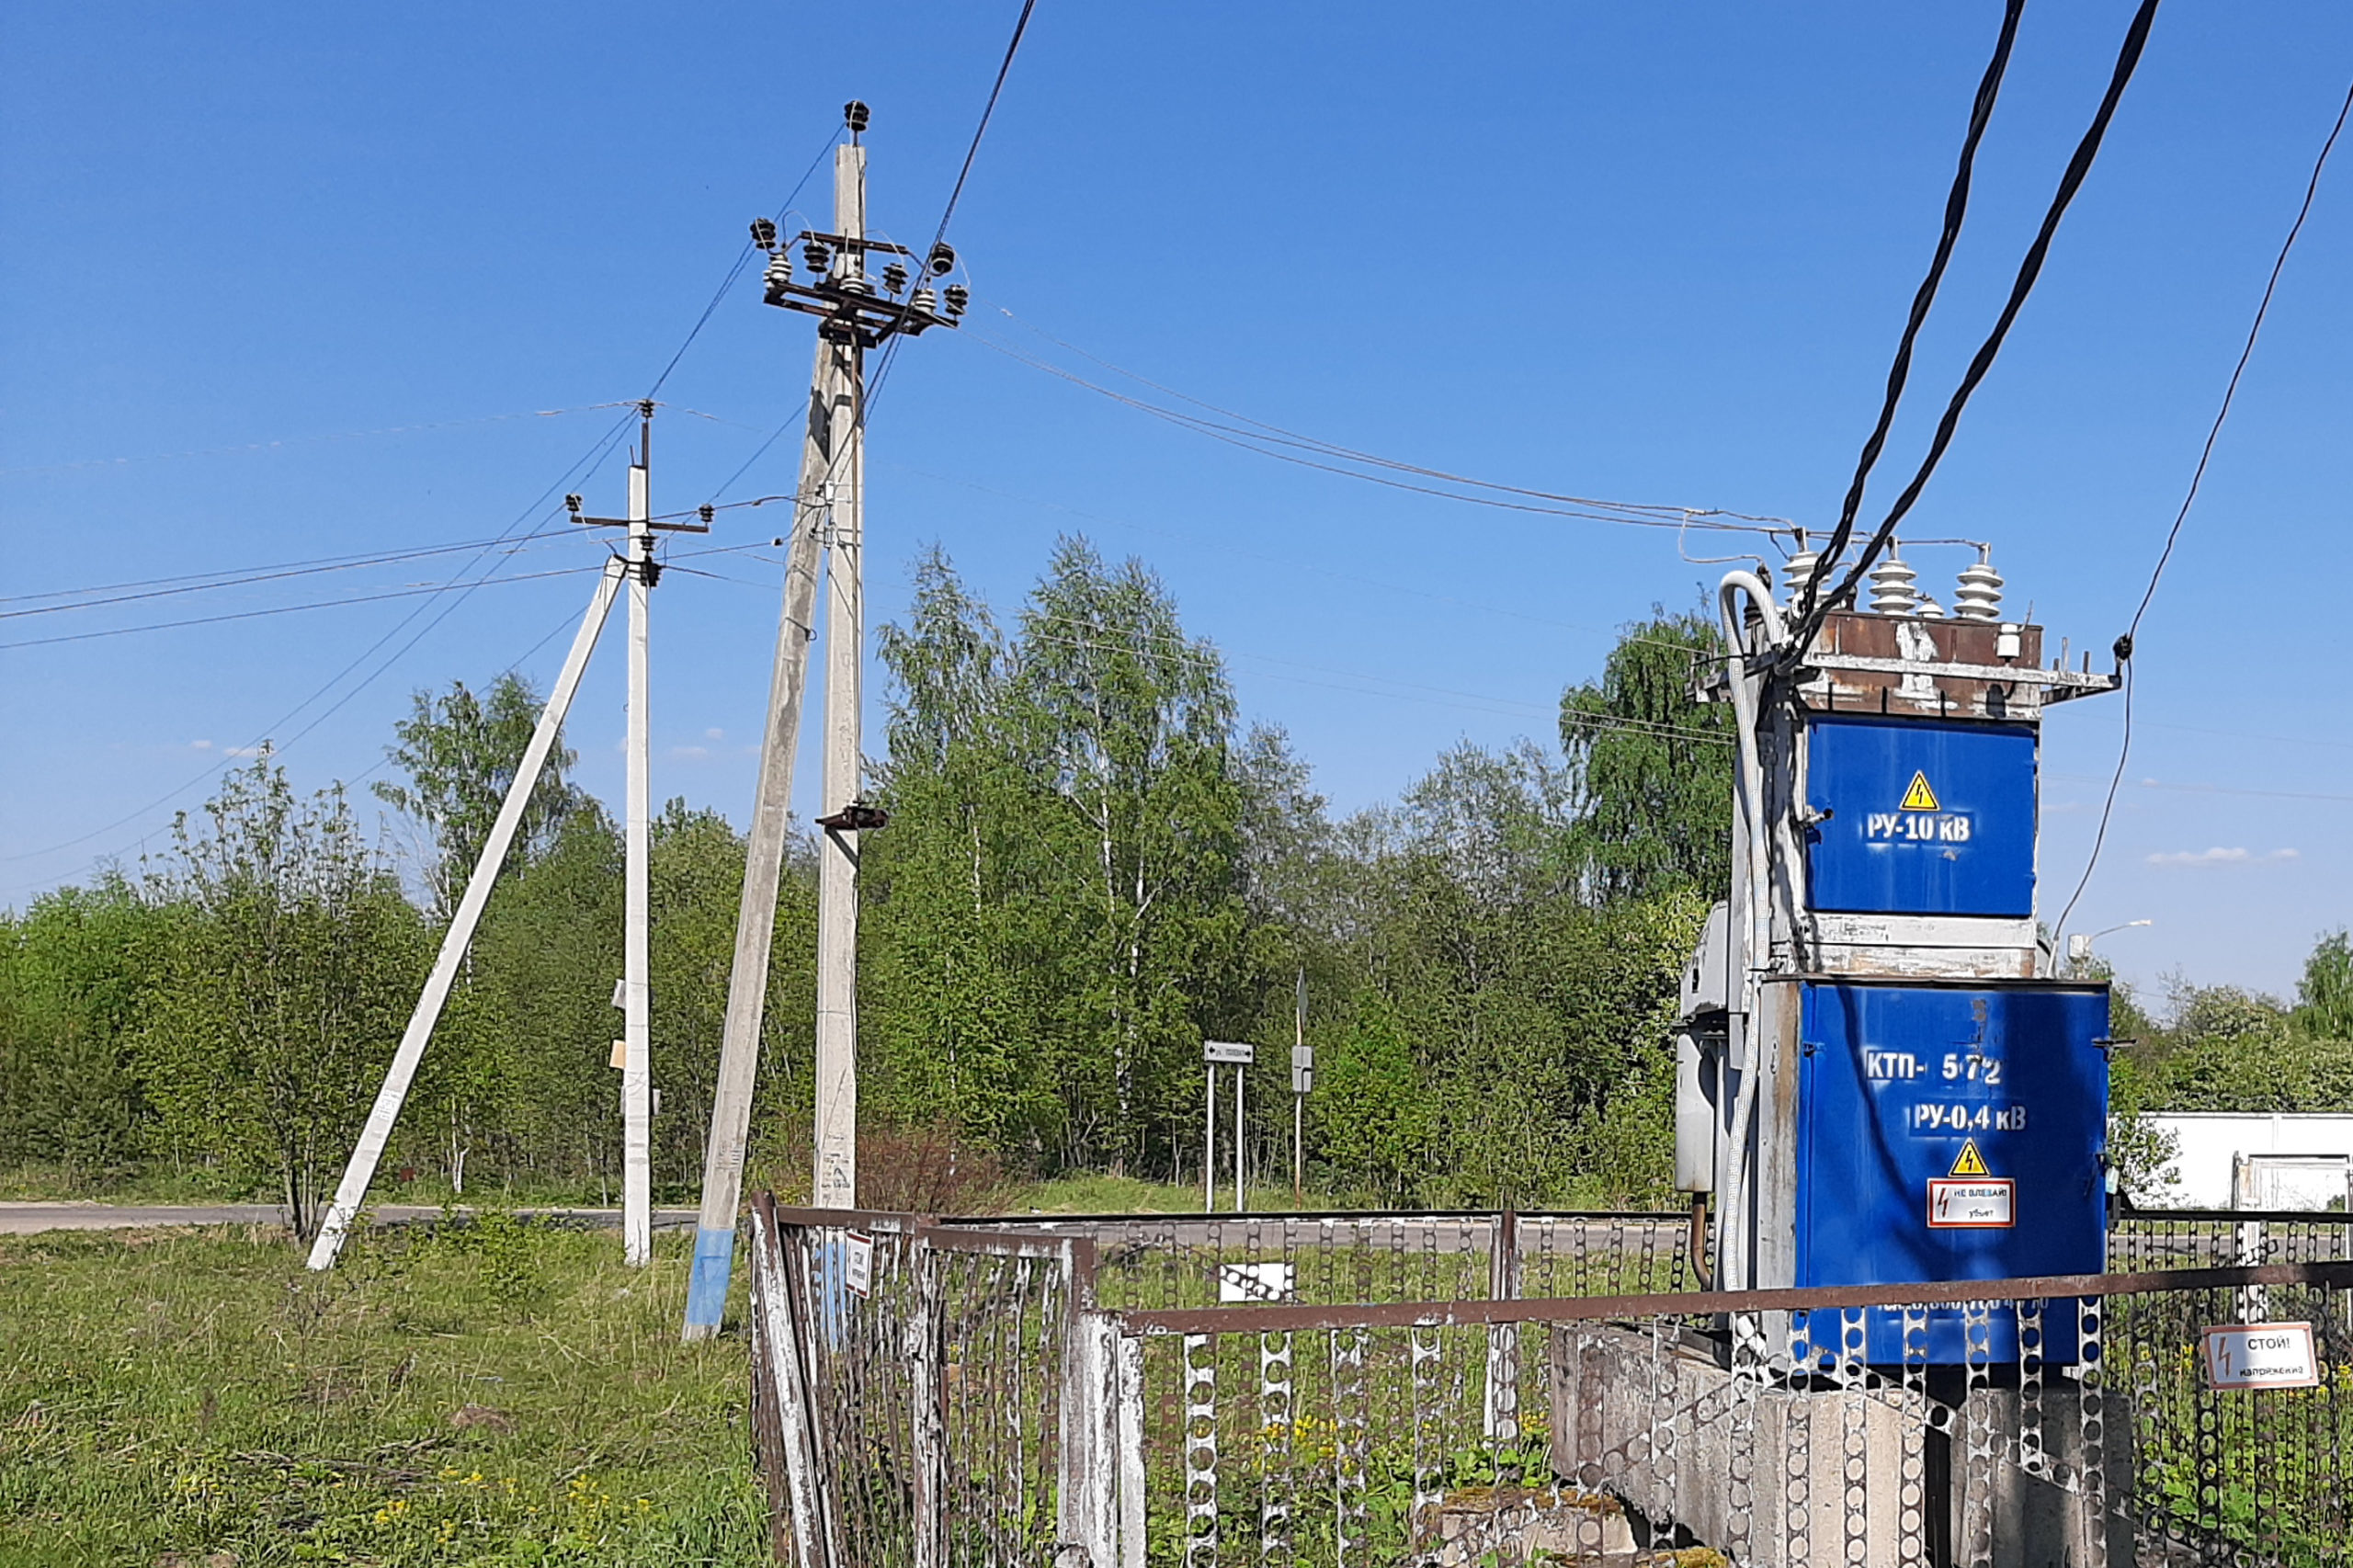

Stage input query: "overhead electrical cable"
[
  {"left": 1793, "top": 0, "right": 2165, "bottom": 650},
  {"left": 985, "top": 307, "right": 1789, "bottom": 528},
  {"left": 965, "top": 327, "right": 1781, "bottom": 535},
  {"left": 16, "top": 125, "right": 852, "bottom": 875},
  {"left": 0, "top": 530, "right": 574, "bottom": 619},
  {"left": 0, "top": 562, "right": 608, "bottom": 652},
  {"left": 1800, "top": 0, "right": 2026, "bottom": 610},
  {"left": 2051, "top": 69, "right": 2353, "bottom": 948},
  {"left": 5, "top": 406, "right": 641, "bottom": 868},
  {"left": 0, "top": 402, "right": 638, "bottom": 478},
  {"left": 860, "top": 0, "right": 1042, "bottom": 417},
  {"left": 645, "top": 127, "right": 843, "bottom": 401}
]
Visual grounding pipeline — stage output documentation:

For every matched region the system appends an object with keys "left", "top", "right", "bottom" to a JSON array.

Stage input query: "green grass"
[{"left": 0, "top": 1220, "right": 767, "bottom": 1567}]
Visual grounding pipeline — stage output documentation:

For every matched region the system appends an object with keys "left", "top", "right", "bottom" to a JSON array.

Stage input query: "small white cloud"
[
  {"left": 2146, "top": 846, "right": 2299, "bottom": 867},
  {"left": 704, "top": 726, "right": 725, "bottom": 741},
  {"left": 668, "top": 744, "right": 710, "bottom": 760},
  {"left": 190, "top": 739, "right": 213, "bottom": 750}
]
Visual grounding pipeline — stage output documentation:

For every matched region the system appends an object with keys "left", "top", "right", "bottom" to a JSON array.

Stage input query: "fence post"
[
  {"left": 748, "top": 1199, "right": 829, "bottom": 1568},
  {"left": 1060, "top": 1303, "right": 1123, "bottom": 1566},
  {"left": 908, "top": 1233, "right": 946, "bottom": 1568},
  {"left": 1484, "top": 1208, "right": 1522, "bottom": 1443},
  {"left": 1117, "top": 1330, "right": 1147, "bottom": 1568}
]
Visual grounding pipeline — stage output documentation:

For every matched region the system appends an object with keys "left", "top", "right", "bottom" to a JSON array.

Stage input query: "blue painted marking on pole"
[
  {"left": 684, "top": 1224, "right": 737, "bottom": 1328},
  {"left": 818, "top": 1233, "right": 847, "bottom": 1347}
]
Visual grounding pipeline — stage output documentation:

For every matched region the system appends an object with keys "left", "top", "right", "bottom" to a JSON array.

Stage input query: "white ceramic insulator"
[
  {"left": 1916, "top": 594, "right": 1948, "bottom": 619},
  {"left": 1781, "top": 550, "right": 1821, "bottom": 610},
  {"left": 1954, "top": 559, "right": 2004, "bottom": 620},
  {"left": 1869, "top": 555, "right": 1919, "bottom": 615}
]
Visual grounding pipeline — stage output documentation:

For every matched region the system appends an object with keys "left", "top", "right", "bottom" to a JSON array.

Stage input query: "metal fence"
[
  {"left": 926, "top": 1209, "right": 1699, "bottom": 1312},
  {"left": 747, "top": 1199, "right": 2353, "bottom": 1567},
  {"left": 2111, "top": 1209, "right": 2353, "bottom": 1274}
]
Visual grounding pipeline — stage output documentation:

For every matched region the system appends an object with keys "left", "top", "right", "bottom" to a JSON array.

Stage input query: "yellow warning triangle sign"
[
  {"left": 1901, "top": 770, "right": 1940, "bottom": 812},
  {"left": 1949, "top": 1139, "right": 1990, "bottom": 1177}
]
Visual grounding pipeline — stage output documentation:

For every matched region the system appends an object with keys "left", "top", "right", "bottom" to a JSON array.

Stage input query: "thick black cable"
[
  {"left": 1795, "top": 0, "right": 2165, "bottom": 652},
  {"left": 2052, "top": 71, "right": 2353, "bottom": 949},
  {"left": 930, "top": 0, "right": 1039, "bottom": 260},
  {"left": 1801, "top": 0, "right": 2026, "bottom": 613},
  {"left": 864, "top": 0, "right": 1043, "bottom": 415}
]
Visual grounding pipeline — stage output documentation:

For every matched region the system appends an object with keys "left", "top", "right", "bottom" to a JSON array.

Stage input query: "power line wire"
[
  {"left": 1800, "top": 0, "right": 2025, "bottom": 610},
  {"left": 5, "top": 408, "right": 641, "bottom": 869},
  {"left": 0, "top": 561, "right": 606, "bottom": 651},
  {"left": 0, "top": 530, "right": 574, "bottom": 619},
  {"left": 14, "top": 132, "right": 857, "bottom": 878},
  {"left": 861, "top": 0, "right": 1045, "bottom": 418},
  {"left": 1795, "top": 0, "right": 2165, "bottom": 649},
  {"left": 964, "top": 326, "right": 1782, "bottom": 536},
  {"left": 986, "top": 306, "right": 1790, "bottom": 528},
  {"left": 0, "top": 402, "right": 637, "bottom": 478},
  {"left": 2052, "top": 69, "right": 2353, "bottom": 947},
  {"left": 644, "top": 127, "right": 843, "bottom": 401}
]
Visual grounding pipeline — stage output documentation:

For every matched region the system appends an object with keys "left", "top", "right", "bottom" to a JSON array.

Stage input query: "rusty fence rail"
[{"left": 747, "top": 1199, "right": 2353, "bottom": 1567}]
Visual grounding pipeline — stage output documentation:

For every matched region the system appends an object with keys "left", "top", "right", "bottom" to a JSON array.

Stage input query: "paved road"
[{"left": 0, "top": 1202, "right": 701, "bottom": 1236}]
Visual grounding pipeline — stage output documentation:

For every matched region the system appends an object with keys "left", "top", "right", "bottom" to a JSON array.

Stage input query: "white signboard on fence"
[
  {"left": 1216, "top": 1261, "right": 1296, "bottom": 1302},
  {"left": 842, "top": 1232, "right": 875, "bottom": 1299},
  {"left": 1204, "top": 1040, "right": 1256, "bottom": 1065},
  {"left": 2201, "top": 1322, "right": 2319, "bottom": 1391}
]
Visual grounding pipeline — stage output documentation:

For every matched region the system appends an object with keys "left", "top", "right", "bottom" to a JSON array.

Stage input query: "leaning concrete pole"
[
  {"left": 309, "top": 557, "right": 627, "bottom": 1270},
  {"left": 680, "top": 335, "right": 845, "bottom": 1337}
]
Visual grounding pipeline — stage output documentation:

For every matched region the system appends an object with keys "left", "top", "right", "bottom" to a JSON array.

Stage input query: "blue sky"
[{"left": 3, "top": 2, "right": 2347, "bottom": 1004}]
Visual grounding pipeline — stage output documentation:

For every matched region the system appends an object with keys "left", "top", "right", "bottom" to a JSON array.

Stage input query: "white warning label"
[{"left": 1927, "top": 1176, "right": 2015, "bottom": 1229}]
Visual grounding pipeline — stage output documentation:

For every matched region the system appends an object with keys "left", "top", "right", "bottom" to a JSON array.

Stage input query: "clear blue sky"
[{"left": 3, "top": 2, "right": 2347, "bottom": 1004}]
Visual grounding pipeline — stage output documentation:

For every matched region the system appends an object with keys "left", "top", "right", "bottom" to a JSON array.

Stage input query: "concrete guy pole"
[
  {"left": 620, "top": 408, "right": 656, "bottom": 1266},
  {"left": 811, "top": 137, "right": 868, "bottom": 1215},
  {"left": 308, "top": 558, "right": 626, "bottom": 1270},
  {"left": 681, "top": 333, "right": 845, "bottom": 1337}
]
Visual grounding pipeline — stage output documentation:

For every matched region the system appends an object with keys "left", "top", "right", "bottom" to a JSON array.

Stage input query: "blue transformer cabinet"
[
  {"left": 1806, "top": 715, "right": 2039, "bottom": 919},
  {"left": 1790, "top": 978, "right": 2109, "bottom": 1364}
]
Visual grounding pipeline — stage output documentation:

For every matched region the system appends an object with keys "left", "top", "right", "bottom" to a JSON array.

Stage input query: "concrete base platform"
[{"left": 1546, "top": 1324, "right": 2131, "bottom": 1567}]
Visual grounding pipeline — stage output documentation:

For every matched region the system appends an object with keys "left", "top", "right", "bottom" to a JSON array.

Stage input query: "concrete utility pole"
[
  {"left": 810, "top": 135, "right": 869, "bottom": 1215},
  {"left": 564, "top": 404, "right": 709, "bottom": 1266},
  {"left": 619, "top": 410, "right": 656, "bottom": 1265},
  {"left": 682, "top": 100, "right": 968, "bottom": 1336}
]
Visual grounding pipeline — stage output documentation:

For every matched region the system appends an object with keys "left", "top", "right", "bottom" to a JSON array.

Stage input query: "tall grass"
[{"left": 0, "top": 1221, "right": 767, "bottom": 1566}]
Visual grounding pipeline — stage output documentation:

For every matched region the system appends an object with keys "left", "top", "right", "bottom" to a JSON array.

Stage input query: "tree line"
[{"left": 3, "top": 534, "right": 2346, "bottom": 1228}]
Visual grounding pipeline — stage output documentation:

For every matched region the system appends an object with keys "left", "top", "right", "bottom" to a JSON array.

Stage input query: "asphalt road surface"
[{"left": 0, "top": 1202, "right": 700, "bottom": 1236}]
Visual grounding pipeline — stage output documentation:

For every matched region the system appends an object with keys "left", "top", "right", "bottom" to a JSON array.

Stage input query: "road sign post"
[{"left": 1204, "top": 1041, "right": 1254, "bottom": 1212}]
